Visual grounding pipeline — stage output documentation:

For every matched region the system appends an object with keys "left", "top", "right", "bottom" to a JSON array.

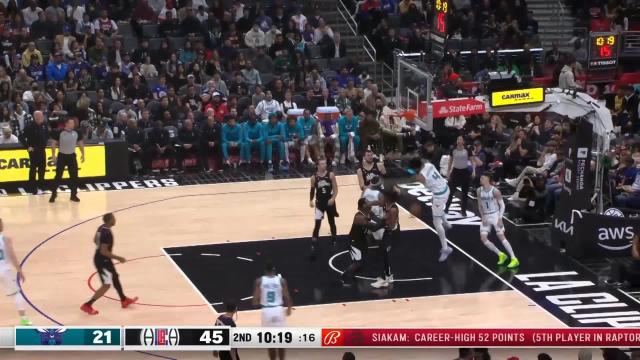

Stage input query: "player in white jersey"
[
  {"left": 252, "top": 262, "right": 292, "bottom": 360},
  {"left": 408, "top": 157, "right": 453, "bottom": 262},
  {"left": 0, "top": 218, "right": 32, "bottom": 325},
  {"left": 361, "top": 175, "right": 385, "bottom": 241},
  {"left": 477, "top": 174, "right": 519, "bottom": 268}
]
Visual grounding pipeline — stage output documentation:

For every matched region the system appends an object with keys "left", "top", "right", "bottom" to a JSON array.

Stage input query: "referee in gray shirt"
[{"left": 49, "top": 117, "right": 85, "bottom": 203}]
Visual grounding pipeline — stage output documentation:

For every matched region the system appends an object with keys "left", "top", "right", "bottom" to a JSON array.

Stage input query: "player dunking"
[
  {"left": 371, "top": 189, "right": 400, "bottom": 289},
  {"left": 81, "top": 213, "right": 138, "bottom": 315},
  {"left": 309, "top": 157, "right": 339, "bottom": 257},
  {"left": 357, "top": 147, "right": 386, "bottom": 191},
  {"left": 0, "top": 218, "right": 32, "bottom": 325},
  {"left": 477, "top": 174, "right": 519, "bottom": 268},
  {"left": 408, "top": 157, "right": 453, "bottom": 262},
  {"left": 214, "top": 300, "right": 240, "bottom": 360},
  {"left": 252, "top": 262, "right": 293, "bottom": 360}
]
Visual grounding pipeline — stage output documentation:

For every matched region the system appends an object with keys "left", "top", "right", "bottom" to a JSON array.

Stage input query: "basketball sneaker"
[
  {"left": 371, "top": 277, "right": 388, "bottom": 288},
  {"left": 497, "top": 252, "right": 508, "bottom": 266},
  {"left": 438, "top": 247, "right": 453, "bottom": 262},
  {"left": 507, "top": 258, "right": 520, "bottom": 269},
  {"left": 20, "top": 318, "right": 32, "bottom": 326},
  {"left": 80, "top": 303, "right": 99, "bottom": 315},
  {"left": 121, "top": 297, "right": 139, "bottom": 308},
  {"left": 505, "top": 178, "right": 518, "bottom": 187}
]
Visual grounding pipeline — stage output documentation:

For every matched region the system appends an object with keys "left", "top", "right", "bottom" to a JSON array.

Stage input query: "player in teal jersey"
[
  {"left": 262, "top": 113, "right": 287, "bottom": 172},
  {"left": 242, "top": 116, "right": 264, "bottom": 164},
  {"left": 221, "top": 117, "right": 242, "bottom": 168}
]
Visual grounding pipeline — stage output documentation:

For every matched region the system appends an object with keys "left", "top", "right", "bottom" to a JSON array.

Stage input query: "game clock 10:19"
[{"left": 588, "top": 31, "right": 619, "bottom": 69}]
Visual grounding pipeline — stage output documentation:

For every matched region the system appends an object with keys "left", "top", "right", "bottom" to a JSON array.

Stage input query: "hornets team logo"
[{"left": 36, "top": 328, "right": 66, "bottom": 345}]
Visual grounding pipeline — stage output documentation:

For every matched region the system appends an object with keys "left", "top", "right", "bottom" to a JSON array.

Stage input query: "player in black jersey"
[
  {"left": 309, "top": 157, "right": 339, "bottom": 259},
  {"left": 357, "top": 147, "right": 386, "bottom": 191},
  {"left": 214, "top": 300, "right": 239, "bottom": 360},
  {"left": 371, "top": 189, "right": 400, "bottom": 289},
  {"left": 340, "top": 198, "right": 385, "bottom": 286},
  {"left": 80, "top": 213, "right": 138, "bottom": 315}
]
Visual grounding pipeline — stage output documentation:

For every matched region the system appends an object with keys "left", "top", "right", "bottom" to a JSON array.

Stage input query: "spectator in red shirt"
[{"left": 204, "top": 92, "right": 229, "bottom": 122}]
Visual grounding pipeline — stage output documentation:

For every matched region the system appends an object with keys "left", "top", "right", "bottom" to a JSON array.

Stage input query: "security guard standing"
[
  {"left": 50, "top": 117, "right": 85, "bottom": 203},
  {"left": 21, "top": 110, "right": 49, "bottom": 195}
]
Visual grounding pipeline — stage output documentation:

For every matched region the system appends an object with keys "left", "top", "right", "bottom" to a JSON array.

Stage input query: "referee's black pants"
[
  {"left": 446, "top": 168, "right": 471, "bottom": 215},
  {"left": 28, "top": 147, "right": 46, "bottom": 193},
  {"left": 51, "top": 153, "right": 79, "bottom": 196}
]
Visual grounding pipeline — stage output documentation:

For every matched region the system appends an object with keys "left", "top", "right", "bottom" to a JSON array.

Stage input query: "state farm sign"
[{"left": 432, "top": 98, "right": 486, "bottom": 118}]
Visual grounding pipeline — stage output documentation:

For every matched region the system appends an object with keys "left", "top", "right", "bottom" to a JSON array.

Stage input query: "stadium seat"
[
  {"left": 117, "top": 22, "right": 133, "bottom": 36},
  {"left": 310, "top": 58, "right": 329, "bottom": 71},
  {"left": 122, "top": 36, "right": 138, "bottom": 51},
  {"left": 35, "top": 39, "right": 53, "bottom": 56},
  {"left": 65, "top": 91, "right": 80, "bottom": 105},
  {"left": 322, "top": 70, "right": 337, "bottom": 81},
  {"left": 387, "top": 13, "right": 401, "bottom": 28},
  {"left": 142, "top": 24, "right": 159, "bottom": 38},
  {"left": 462, "top": 38, "right": 479, "bottom": 51},
  {"left": 149, "top": 38, "right": 163, "bottom": 51},
  {"left": 306, "top": 45, "right": 323, "bottom": 59},
  {"left": 448, "top": 39, "right": 462, "bottom": 51},
  {"left": 170, "top": 37, "right": 186, "bottom": 50},
  {"left": 329, "top": 57, "right": 348, "bottom": 71},
  {"left": 261, "top": 73, "right": 274, "bottom": 86},
  {"left": 480, "top": 37, "right": 498, "bottom": 49}
]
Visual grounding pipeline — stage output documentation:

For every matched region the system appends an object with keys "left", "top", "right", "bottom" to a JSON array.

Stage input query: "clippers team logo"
[
  {"left": 322, "top": 329, "right": 343, "bottom": 346},
  {"left": 604, "top": 208, "right": 624, "bottom": 217},
  {"left": 36, "top": 328, "right": 66, "bottom": 345},
  {"left": 140, "top": 328, "right": 180, "bottom": 346}
]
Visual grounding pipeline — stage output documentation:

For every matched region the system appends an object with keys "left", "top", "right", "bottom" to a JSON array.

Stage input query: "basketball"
[{"left": 409, "top": 202, "right": 422, "bottom": 217}]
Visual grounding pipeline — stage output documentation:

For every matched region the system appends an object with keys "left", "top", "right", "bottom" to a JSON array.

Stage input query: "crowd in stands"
[
  {"left": 0, "top": 0, "right": 377, "bottom": 176},
  {"left": 0, "top": 0, "right": 636, "bottom": 217}
]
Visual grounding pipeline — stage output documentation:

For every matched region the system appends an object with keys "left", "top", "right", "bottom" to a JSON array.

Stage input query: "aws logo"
[{"left": 597, "top": 226, "right": 634, "bottom": 251}]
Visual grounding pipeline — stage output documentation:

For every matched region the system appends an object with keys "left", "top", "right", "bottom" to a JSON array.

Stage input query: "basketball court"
[{"left": 0, "top": 175, "right": 602, "bottom": 359}]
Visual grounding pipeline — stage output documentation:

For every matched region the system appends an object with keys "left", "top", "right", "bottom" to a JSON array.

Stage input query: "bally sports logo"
[
  {"left": 322, "top": 329, "right": 343, "bottom": 346},
  {"left": 432, "top": 98, "right": 485, "bottom": 118},
  {"left": 140, "top": 328, "right": 180, "bottom": 346}
]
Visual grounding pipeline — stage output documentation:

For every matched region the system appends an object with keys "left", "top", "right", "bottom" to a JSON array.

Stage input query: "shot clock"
[
  {"left": 432, "top": 0, "right": 449, "bottom": 43},
  {"left": 588, "top": 31, "right": 619, "bottom": 70}
]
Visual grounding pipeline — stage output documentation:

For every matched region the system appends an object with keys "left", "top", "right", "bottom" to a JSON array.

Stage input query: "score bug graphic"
[
  {"left": 124, "top": 326, "right": 231, "bottom": 351},
  {"left": 140, "top": 328, "right": 180, "bottom": 347}
]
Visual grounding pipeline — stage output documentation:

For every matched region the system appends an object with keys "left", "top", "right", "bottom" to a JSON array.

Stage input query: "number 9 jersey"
[{"left": 260, "top": 275, "right": 286, "bottom": 327}]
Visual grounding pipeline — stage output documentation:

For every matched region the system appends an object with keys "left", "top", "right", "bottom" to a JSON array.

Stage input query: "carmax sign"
[{"left": 490, "top": 87, "right": 545, "bottom": 107}]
